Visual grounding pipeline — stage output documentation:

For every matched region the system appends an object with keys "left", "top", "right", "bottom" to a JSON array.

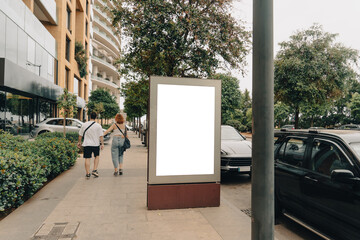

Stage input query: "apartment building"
[
  {"left": 91, "top": 0, "right": 121, "bottom": 105},
  {"left": 0, "top": 0, "right": 90, "bottom": 135},
  {"left": 44, "top": 0, "right": 90, "bottom": 120}
]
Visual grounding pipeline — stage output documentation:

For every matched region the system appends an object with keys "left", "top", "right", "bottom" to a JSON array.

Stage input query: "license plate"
[{"left": 238, "top": 166, "right": 251, "bottom": 172}]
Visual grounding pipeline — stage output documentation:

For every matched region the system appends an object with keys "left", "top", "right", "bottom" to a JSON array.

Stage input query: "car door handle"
[{"left": 304, "top": 176, "right": 318, "bottom": 182}]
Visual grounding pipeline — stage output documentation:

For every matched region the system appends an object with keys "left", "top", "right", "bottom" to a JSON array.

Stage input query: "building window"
[
  {"left": 74, "top": 77, "right": 80, "bottom": 96},
  {"left": 66, "top": 37, "right": 70, "bottom": 61},
  {"left": 85, "top": 21, "right": 88, "bottom": 36},
  {"left": 86, "top": 0, "right": 89, "bottom": 15},
  {"left": 67, "top": 6, "right": 71, "bottom": 32},
  {"left": 65, "top": 68, "right": 70, "bottom": 89}
]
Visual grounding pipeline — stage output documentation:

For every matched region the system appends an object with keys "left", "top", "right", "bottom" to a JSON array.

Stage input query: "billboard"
[{"left": 148, "top": 76, "right": 221, "bottom": 184}]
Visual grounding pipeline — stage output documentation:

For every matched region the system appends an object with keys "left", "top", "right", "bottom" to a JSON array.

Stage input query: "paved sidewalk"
[{"left": 0, "top": 131, "right": 252, "bottom": 240}]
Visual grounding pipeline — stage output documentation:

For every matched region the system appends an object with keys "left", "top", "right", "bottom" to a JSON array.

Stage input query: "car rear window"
[
  {"left": 277, "top": 137, "right": 307, "bottom": 167},
  {"left": 311, "top": 140, "right": 353, "bottom": 176}
]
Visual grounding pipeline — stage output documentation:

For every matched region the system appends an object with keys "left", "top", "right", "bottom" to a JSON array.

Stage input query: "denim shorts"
[{"left": 83, "top": 146, "right": 100, "bottom": 158}]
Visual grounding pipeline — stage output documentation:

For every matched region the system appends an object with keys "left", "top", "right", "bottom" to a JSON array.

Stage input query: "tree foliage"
[
  {"left": 87, "top": 88, "right": 120, "bottom": 121},
  {"left": 120, "top": 78, "right": 149, "bottom": 119},
  {"left": 57, "top": 88, "right": 77, "bottom": 137},
  {"left": 349, "top": 92, "right": 360, "bottom": 123},
  {"left": 274, "top": 102, "right": 290, "bottom": 128},
  {"left": 212, "top": 73, "right": 241, "bottom": 124},
  {"left": 111, "top": 0, "right": 251, "bottom": 78},
  {"left": 74, "top": 41, "right": 88, "bottom": 78},
  {"left": 210, "top": 73, "right": 252, "bottom": 131},
  {"left": 274, "top": 24, "right": 359, "bottom": 128}
]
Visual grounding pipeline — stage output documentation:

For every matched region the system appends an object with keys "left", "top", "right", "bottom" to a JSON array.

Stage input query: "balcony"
[
  {"left": 91, "top": 74, "right": 119, "bottom": 91},
  {"left": 93, "top": 27, "right": 120, "bottom": 55},
  {"left": 91, "top": 55, "right": 119, "bottom": 76},
  {"left": 92, "top": 38, "right": 119, "bottom": 59},
  {"left": 92, "top": 4, "right": 112, "bottom": 26},
  {"left": 93, "top": 16, "right": 120, "bottom": 46}
]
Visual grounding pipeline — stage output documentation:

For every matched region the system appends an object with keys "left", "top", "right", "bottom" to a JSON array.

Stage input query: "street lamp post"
[{"left": 252, "top": 0, "right": 274, "bottom": 239}]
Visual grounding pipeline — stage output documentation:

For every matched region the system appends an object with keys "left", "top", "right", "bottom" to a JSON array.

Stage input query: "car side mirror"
[
  {"left": 77, "top": 124, "right": 81, "bottom": 128},
  {"left": 331, "top": 169, "right": 356, "bottom": 184}
]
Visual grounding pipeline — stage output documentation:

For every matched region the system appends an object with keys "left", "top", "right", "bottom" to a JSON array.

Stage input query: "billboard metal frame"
[{"left": 148, "top": 76, "right": 221, "bottom": 185}]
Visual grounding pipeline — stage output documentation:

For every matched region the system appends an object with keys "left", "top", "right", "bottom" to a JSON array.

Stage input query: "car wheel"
[{"left": 38, "top": 130, "right": 49, "bottom": 135}]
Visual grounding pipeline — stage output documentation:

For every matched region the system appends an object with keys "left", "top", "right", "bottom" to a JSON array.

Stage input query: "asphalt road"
[{"left": 221, "top": 173, "right": 324, "bottom": 240}]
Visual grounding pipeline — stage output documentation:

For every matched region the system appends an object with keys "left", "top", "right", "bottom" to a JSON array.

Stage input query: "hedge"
[
  {"left": 0, "top": 131, "right": 78, "bottom": 212},
  {"left": 36, "top": 131, "right": 79, "bottom": 144}
]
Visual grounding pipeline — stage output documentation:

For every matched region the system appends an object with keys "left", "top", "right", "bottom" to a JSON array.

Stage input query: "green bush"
[
  {"left": 225, "top": 119, "right": 247, "bottom": 132},
  {"left": 36, "top": 131, "right": 79, "bottom": 144},
  {"left": 33, "top": 137, "right": 78, "bottom": 177},
  {"left": 0, "top": 131, "right": 78, "bottom": 212}
]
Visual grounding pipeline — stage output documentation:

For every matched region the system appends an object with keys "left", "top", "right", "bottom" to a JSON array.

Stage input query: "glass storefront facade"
[{"left": 0, "top": 89, "right": 56, "bottom": 135}]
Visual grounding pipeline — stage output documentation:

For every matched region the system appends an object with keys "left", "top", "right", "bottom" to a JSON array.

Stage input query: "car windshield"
[
  {"left": 349, "top": 142, "right": 360, "bottom": 157},
  {"left": 221, "top": 127, "right": 244, "bottom": 141}
]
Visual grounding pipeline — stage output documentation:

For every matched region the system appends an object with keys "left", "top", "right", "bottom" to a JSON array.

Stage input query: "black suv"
[{"left": 274, "top": 129, "right": 360, "bottom": 240}]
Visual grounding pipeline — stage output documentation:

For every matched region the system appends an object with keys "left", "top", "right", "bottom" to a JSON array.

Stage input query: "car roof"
[{"left": 275, "top": 129, "right": 360, "bottom": 145}]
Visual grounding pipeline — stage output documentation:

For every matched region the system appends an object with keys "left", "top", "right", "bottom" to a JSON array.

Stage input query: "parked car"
[
  {"left": 274, "top": 129, "right": 360, "bottom": 240},
  {"left": 30, "top": 118, "right": 110, "bottom": 142},
  {"left": 0, "top": 119, "right": 18, "bottom": 134},
  {"left": 337, "top": 124, "right": 360, "bottom": 130},
  {"left": 308, "top": 127, "right": 325, "bottom": 130},
  {"left": 221, "top": 125, "right": 252, "bottom": 175},
  {"left": 281, "top": 124, "right": 295, "bottom": 129}
]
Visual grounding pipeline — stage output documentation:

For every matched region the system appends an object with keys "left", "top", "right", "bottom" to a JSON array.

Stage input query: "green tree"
[
  {"left": 93, "top": 102, "right": 105, "bottom": 119},
  {"left": 120, "top": 78, "right": 149, "bottom": 129},
  {"left": 57, "top": 89, "right": 77, "bottom": 137},
  {"left": 349, "top": 92, "right": 360, "bottom": 123},
  {"left": 111, "top": 0, "right": 251, "bottom": 78},
  {"left": 274, "top": 102, "right": 290, "bottom": 128},
  {"left": 211, "top": 73, "right": 242, "bottom": 124},
  {"left": 274, "top": 24, "right": 359, "bottom": 128},
  {"left": 87, "top": 88, "right": 120, "bottom": 124}
]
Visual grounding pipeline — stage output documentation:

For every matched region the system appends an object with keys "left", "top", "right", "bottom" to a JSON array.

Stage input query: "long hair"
[{"left": 115, "top": 113, "right": 124, "bottom": 124}]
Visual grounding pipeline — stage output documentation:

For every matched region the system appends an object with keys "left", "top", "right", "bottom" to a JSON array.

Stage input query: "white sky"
[{"left": 231, "top": 0, "right": 360, "bottom": 92}]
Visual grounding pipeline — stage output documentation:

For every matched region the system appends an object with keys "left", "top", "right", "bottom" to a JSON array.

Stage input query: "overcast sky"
[{"left": 232, "top": 0, "right": 360, "bottom": 92}]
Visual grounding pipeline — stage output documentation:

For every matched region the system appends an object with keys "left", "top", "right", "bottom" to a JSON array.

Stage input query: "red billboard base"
[{"left": 147, "top": 182, "right": 220, "bottom": 210}]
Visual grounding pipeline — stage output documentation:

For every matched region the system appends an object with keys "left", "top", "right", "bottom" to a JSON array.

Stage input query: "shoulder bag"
[{"left": 115, "top": 124, "right": 131, "bottom": 150}]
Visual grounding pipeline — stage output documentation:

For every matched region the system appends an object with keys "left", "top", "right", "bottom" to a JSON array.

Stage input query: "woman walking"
[{"left": 104, "top": 113, "right": 128, "bottom": 176}]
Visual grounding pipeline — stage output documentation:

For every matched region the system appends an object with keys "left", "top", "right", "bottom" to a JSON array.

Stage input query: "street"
[{"left": 221, "top": 174, "right": 324, "bottom": 240}]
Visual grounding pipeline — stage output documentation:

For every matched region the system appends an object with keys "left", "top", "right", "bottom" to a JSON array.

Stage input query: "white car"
[
  {"left": 221, "top": 125, "right": 252, "bottom": 175},
  {"left": 30, "top": 118, "right": 110, "bottom": 142}
]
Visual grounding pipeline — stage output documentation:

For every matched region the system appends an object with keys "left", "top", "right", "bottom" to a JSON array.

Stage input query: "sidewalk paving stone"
[{"left": 0, "top": 131, "right": 253, "bottom": 240}]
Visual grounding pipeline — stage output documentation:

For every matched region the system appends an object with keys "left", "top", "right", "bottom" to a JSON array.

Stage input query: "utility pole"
[{"left": 252, "top": 0, "right": 274, "bottom": 239}]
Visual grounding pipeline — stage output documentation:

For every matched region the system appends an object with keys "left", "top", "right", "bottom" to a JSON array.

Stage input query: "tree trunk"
[
  {"left": 63, "top": 116, "right": 66, "bottom": 137},
  {"left": 138, "top": 116, "right": 141, "bottom": 138},
  {"left": 295, "top": 108, "right": 299, "bottom": 129},
  {"left": 310, "top": 117, "right": 314, "bottom": 128}
]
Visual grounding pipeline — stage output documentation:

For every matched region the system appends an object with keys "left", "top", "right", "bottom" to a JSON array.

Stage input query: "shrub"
[
  {"left": 0, "top": 131, "right": 79, "bottom": 212},
  {"left": 37, "top": 132, "right": 79, "bottom": 144},
  {"left": 33, "top": 137, "right": 78, "bottom": 177},
  {"left": 0, "top": 149, "right": 47, "bottom": 211},
  {"left": 226, "top": 119, "right": 247, "bottom": 132}
]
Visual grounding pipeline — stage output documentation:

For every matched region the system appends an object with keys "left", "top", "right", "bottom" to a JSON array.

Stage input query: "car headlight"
[{"left": 221, "top": 149, "right": 227, "bottom": 155}]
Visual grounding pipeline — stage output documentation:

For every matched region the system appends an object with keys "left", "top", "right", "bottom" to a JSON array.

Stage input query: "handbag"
[
  {"left": 115, "top": 124, "right": 131, "bottom": 150},
  {"left": 79, "top": 121, "right": 95, "bottom": 152}
]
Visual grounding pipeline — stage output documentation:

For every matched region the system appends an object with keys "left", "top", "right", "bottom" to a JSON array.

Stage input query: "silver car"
[
  {"left": 221, "top": 125, "right": 252, "bottom": 175},
  {"left": 30, "top": 118, "right": 110, "bottom": 142}
]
